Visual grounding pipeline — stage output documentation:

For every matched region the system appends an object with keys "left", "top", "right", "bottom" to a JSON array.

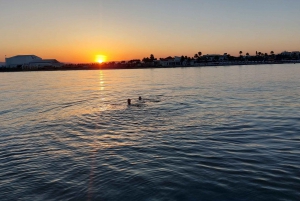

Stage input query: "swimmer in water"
[
  {"left": 127, "top": 99, "right": 131, "bottom": 105},
  {"left": 139, "top": 96, "right": 142, "bottom": 101}
]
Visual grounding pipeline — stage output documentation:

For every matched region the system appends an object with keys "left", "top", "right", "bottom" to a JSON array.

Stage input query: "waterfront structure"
[
  {"left": 5, "top": 55, "right": 63, "bottom": 69},
  {"left": 281, "top": 51, "right": 291, "bottom": 56},
  {"left": 159, "top": 56, "right": 182, "bottom": 66},
  {"left": 5, "top": 55, "right": 42, "bottom": 68},
  {"left": 281, "top": 51, "right": 300, "bottom": 56},
  {"left": 203, "top": 54, "right": 227, "bottom": 61},
  {"left": 24, "top": 59, "right": 63, "bottom": 70}
]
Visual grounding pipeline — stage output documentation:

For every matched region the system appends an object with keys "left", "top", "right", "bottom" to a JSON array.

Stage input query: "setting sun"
[{"left": 95, "top": 55, "right": 107, "bottom": 63}]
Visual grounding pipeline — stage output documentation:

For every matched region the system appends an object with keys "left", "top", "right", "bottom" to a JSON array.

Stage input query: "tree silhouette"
[
  {"left": 198, "top": 52, "right": 202, "bottom": 57},
  {"left": 180, "top": 56, "right": 185, "bottom": 64},
  {"left": 143, "top": 54, "right": 157, "bottom": 63},
  {"left": 150, "top": 54, "right": 155, "bottom": 61},
  {"left": 194, "top": 54, "right": 199, "bottom": 59},
  {"left": 142, "top": 57, "right": 151, "bottom": 63},
  {"left": 292, "top": 52, "right": 298, "bottom": 59},
  {"left": 239, "top": 51, "right": 243, "bottom": 56}
]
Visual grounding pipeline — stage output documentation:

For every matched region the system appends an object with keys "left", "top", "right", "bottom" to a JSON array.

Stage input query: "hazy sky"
[{"left": 1, "top": 0, "right": 299, "bottom": 62}]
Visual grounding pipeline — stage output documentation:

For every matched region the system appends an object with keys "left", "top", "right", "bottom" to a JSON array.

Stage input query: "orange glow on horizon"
[{"left": 95, "top": 55, "right": 107, "bottom": 63}]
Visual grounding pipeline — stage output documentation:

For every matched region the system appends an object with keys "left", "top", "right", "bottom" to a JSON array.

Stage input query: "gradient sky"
[{"left": 1, "top": 0, "right": 299, "bottom": 63}]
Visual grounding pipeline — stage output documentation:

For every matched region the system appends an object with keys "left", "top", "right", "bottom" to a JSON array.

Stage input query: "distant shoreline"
[{"left": 1, "top": 60, "right": 299, "bottom": 73}]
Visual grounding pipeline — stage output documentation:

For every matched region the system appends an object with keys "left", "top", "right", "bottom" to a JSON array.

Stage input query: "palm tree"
[
  {"left": 246, "top": 52, "right": 250, "bottom": 56},
  {"left": 194, "top": 54, "right": 199, "bottom": 59},
  {"left": 239, "top": 51, "right": 243, "bottom": 56},
  {"left": 198, "top": 52, "right": 202, "bottom": 57},
  {"left": 270, "top": 51, "right": 274, "bottom": 55}
]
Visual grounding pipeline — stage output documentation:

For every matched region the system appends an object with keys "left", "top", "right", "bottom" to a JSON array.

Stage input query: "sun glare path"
[{"left": 95, "top": 55, "right": 107, "bottom": 63}]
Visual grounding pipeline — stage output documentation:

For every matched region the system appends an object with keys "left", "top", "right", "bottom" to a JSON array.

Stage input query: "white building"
[
  {"left": 159, "top": 56, "right": 182, "bottom": 66},
  {"left": 5, "top": 55, "right": 42, "bottom": 68}
]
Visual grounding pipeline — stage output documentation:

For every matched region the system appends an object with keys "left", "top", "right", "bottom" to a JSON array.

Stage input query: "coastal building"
[
  {"left": 5, "top": 55, "right": 63, "bottom": 69},
  {"left": 159, "top": 56, "right": 182, "bottom": 66},
  {"left": 280, "top": 51, "right": 300, "bottom": 59},
  {"left": 203, "top": 54, "right": 227, "bottom": 61},
  {"left": 281, "top": 51, "right": 292, "bottom": 56},
  {"left": 292, "top": 51, "right": 300, "bottom": 57},
  {"left": 25, "top": 59, "right": 63, "bottom": 69},
  {"left": 5, "top": 55, "right": 42, "bottom": 68}
]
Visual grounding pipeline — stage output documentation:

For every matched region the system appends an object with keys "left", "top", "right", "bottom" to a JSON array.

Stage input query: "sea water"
[{"left": 0, "top": 64, "right": 299, "bottom": 201}]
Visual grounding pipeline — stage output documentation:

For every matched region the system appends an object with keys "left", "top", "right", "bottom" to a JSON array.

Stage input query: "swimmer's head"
[
  {"left": 139, "top": 96, "right": 142, "bottom": 100},
  {"left": 127, "top": 99, "right": 131, "bottom": 105}
]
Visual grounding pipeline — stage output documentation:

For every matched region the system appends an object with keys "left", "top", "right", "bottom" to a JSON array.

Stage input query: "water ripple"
[{"left": 1, "top": 65, "right": 300, "bottom": 200}]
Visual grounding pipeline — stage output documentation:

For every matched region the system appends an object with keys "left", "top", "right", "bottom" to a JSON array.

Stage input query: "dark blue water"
[{"left": 0, "top": 64, "right": 299, "bottom": 201}]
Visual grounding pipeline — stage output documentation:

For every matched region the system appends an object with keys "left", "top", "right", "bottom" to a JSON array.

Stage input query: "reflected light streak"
[{"left": 99, "top": 70, "right": 105, "bottom": 91}]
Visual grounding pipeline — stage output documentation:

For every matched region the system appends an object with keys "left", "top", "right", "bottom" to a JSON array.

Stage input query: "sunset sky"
[{"left": 1, "top": 0, "right": 299, "bottom": 63}]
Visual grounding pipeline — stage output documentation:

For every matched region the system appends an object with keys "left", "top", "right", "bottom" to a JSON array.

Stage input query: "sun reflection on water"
[{"left": 99, "top": 70, "right": 105, "bottom": 91}]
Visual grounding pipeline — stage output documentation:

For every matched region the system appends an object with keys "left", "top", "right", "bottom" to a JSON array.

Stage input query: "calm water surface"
[{"left": 0, "top": 64, "right": 300, "bottom": 201}]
